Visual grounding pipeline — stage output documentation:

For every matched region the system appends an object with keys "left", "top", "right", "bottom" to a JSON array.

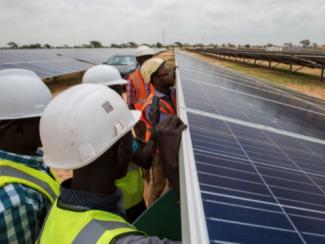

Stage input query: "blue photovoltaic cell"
[
  {"left": 177, "top": 52, "right": 325, "bottom": 140},
  {"left": 188, "top": 112, "right": 325, "bottom": 243},
  {"left": 177, "top": 51, "right": 325, "bottom": 243}
]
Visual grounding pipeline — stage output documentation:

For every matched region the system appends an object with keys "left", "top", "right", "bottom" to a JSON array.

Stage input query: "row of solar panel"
[
  {"left": 0, "top": 48, "right": 138, "bottom": 78},
  {"left": 177, "top": 51, "right": 325, "bottom": 243}
]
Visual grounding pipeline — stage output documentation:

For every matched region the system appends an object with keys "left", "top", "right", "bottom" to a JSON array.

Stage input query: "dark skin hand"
[
  {"left": 132, "top": 139, "right": 154, "bottom": 169},
  {"left": 154, "top": 115, "right": 187, "bottom": 195}
]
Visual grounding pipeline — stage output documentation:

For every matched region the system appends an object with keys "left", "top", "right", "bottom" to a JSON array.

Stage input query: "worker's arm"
[
  {"left": 154, "top": 115, "right": 187, "bottom": 194},
  {"left": 116, "top": 235, "right": 181, "bottom": 244}
]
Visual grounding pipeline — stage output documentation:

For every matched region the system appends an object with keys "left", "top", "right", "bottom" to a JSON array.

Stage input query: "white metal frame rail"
[{"left": 175, "top": 50, "right": 210, "bottom": 244}]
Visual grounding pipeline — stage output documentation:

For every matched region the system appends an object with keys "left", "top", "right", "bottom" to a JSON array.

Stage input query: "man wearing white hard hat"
[
  {"left": 0, "top": 69, "right": 59, "bottom": 243},
  {"left": 37, "top": 84, "right": 186, "bottom": 243},
  {"left": 127, "top": 45, "right": 155, "bottom": 110},
  {"left": 82, "top": 64, "right": 153, "bottom": 222}
]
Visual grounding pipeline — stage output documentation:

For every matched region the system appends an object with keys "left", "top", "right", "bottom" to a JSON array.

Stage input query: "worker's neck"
[
  {"left": 0, "top": 139, "right": 37, "bottom": 156},
  {"left": 71, "top": 159, "right": 116, "bottom": 195},
  {"left": 155, "top": 85, "right": 169, "bottom": 95}
]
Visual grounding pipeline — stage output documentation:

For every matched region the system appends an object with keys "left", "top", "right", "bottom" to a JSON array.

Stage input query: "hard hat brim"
[{"left": 102, "top": 79, "right": 128, "bottom": 86}]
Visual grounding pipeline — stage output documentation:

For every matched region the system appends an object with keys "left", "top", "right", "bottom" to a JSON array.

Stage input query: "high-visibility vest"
[
  {"left": 115, "top": 163, "right": 144, "bottom": 210},
  {"left": 141, "top": 90, "right": 177, "bottom": 142},
  {"left": 37, "top": 200, "right": 145, "bottom": 244},
  {"left": 0, "top": 159, "right": 60, "bottom": 204},
  {"left": 128, "top": 68, "right": 153, "bottom": 110}
]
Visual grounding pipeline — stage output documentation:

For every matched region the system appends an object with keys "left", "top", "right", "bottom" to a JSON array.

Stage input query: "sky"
[{"left": 0, "top": 0, "right": 324, "bottom": 47}]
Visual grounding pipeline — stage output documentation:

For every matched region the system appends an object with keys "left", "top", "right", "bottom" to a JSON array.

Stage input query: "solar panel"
[
  {"left": 177, "top": 52, "right": 325, "bottom": 141},
  {"left": 0, "top": 48, "right": 142, "bottom": 78},
  {"left": 0, "top": 48, "right": 165, "bottom": 78},
  {"left": 176, "top": 51, "right": 325, "bottom": 243}
]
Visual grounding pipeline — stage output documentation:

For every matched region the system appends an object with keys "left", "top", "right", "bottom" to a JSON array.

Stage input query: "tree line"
[{"left": 2, "top": 39, "right": 324, "bottom": 50}]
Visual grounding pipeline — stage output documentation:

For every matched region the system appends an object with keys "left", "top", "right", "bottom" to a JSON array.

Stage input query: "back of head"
[
  {"left": 82, "top": 65, "right": 127, "bottom": 86},
  {"left": 0, "top": 69, "right": 52, "bottom": 120},
  {"left": 140, "top": 58, "right": 165, "bottom": 84},
  {"left": 40, "top": 84, "right": 141, "bottom": 170}
]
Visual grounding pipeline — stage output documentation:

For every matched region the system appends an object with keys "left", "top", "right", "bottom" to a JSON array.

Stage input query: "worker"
[
  {"left": 140, "top": 58, "right": 176, "bottom": 205},
  {"left": 0, "top": 69, "right": 60, "bottom": 243},
  {"left": 127, "top": 45, "right": 155, "bottom": 110},
  {"left": 37, "top": 84, "right": 186, "bottom": 243},
  {"left": 82, "top": 64, "right": 153, "bottom": 222}
]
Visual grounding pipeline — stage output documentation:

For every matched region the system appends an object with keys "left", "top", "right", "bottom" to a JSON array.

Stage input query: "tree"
[
  {"left": 284, "top": 43, "right": 293, "bottom": 47},
  {"left": 7, "top": 41, "right": 18, "bottom": 49},
  {"left": 110, "top": 43, "right": 120, "bottom": 48},
  {"left": 156, "top": 42, "right": 163, "bottom": 48},
  {"left": 126, "top": 42, "right": 138, "bottom": 48},
  {"left": 90, "top": 40, "right": 102, "bottom": 48},
  {"left": 300, "top": 39, "right": 310, "bottom": 48},
  {"left": 227, "top": 43, "right": 236, "bottom": 48},
  {"left": 312, "top": 42, "right": 318, "bottom": 49},
  {"left": 174, "top": 42, "right": 183, "bottom": 47},
  {"left": 44, "top": 44, "right": 52, "bottom": 49},
  {"left": 244, "top": 44, "right": 250, "bottom": 48}
]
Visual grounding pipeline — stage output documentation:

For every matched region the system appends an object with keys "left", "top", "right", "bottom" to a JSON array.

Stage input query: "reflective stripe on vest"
[
  {"left": 38, "top": 200, "right": 145, "bottom": 244},
  {"left": 73, "top": 219, "right": 133, "bottom": 244},
  {"left": 115, "top": 163, "right": 144, "bottom": 210},
  {"left": 141, "top": 91, "right": 177, "bottom": 141},
  {"left": 129, "top": 69, "right": 152, "bottom": 110},
  {"left": 0, "top": 159, "right": 59, "bottom": 203}
]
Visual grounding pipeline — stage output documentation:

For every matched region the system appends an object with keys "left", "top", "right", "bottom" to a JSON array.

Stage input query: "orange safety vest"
[
  {"left": 129, "top": 68, "right": 153, "bottom": 110},
  {"left": 141, "top": 89, "right": 177, "bottom": 141}
]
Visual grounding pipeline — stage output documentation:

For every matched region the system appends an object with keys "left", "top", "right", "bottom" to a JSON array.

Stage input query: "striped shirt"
[{"left": 0, "top": 149, "right": 53, "bottom": 244}]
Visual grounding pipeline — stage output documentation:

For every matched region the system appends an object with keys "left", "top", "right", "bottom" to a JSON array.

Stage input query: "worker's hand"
[
  {"left": 154, "top": 115, "right": 187, "bottom": 194},
  {"left": 132, "top": 140, "right": 154, "bottom": 169}
]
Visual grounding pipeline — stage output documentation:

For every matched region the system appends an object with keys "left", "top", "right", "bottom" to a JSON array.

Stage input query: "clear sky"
[{"left": 1, "top": 0, "right": 324, "bottom": 46}]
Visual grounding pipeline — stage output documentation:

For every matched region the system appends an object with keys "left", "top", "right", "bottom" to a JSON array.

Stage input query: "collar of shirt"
[
  {"left": 59, "top": 179, "right": 127, "bottom": 219},
  {"left": 0, "top": 148, "right": 45, "bottom": 170}
]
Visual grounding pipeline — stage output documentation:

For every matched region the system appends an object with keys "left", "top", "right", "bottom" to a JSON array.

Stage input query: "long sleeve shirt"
[{"left": 0, "top": 149, "right": 53, "bottom": 244}]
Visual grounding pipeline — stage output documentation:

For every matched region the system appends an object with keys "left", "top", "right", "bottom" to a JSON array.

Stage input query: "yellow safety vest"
[
  {"left": 115, "top": 163, "right": 144, "bottom": 210},
  {"left": 0, "top": 159, "right": 60, "bottom": 203},
  {"left": 37, "top": 200, "right": 145, "bottom": 244}
]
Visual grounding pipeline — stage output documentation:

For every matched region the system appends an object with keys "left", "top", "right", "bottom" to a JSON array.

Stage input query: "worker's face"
[
  {"left": 155, "top": 63, "right": 175, "bottom": 88},
  {"left": 136, "top": 55, "right": 153, "bottom": 66},
  {"left": 4, "top": 117, "right": 42, "bottom": 154},
  {"left": 20, "top": 117, "right": 42, "bottom": 149},
  {"left": 109, "top": 85, "right": 125, "bottom": 97},
  {"left": 115, "top": 131, "right": 133, "bottom": 179}
]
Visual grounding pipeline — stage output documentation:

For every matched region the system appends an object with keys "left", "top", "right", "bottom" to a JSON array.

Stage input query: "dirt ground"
[{"left": 187, "top": 51, "right": 325, "bottom": 100}]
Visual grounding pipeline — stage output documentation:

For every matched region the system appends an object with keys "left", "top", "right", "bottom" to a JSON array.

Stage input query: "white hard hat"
[
  {"left": 82, "top": 65, "right": 127, "bottom": 86},
  {"left": 0, "top": 69, "right": 52, "bottom": 120},
  {"left": 136, "top": 45, "right": 155, "bottom": 57},
  {"left": 140, "top": 58, "right": 165, "bottom": 84},
  {"left": 40, "top": 84, "right": 141, "bottom": 170}
]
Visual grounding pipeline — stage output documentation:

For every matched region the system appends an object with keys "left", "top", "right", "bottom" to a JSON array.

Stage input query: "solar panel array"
[
  {"left": 177, "top": 51, "right": 325, "bottom": 243},
  {"left": 0, "top": 48, "right": 140, "bottom": 78}
]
